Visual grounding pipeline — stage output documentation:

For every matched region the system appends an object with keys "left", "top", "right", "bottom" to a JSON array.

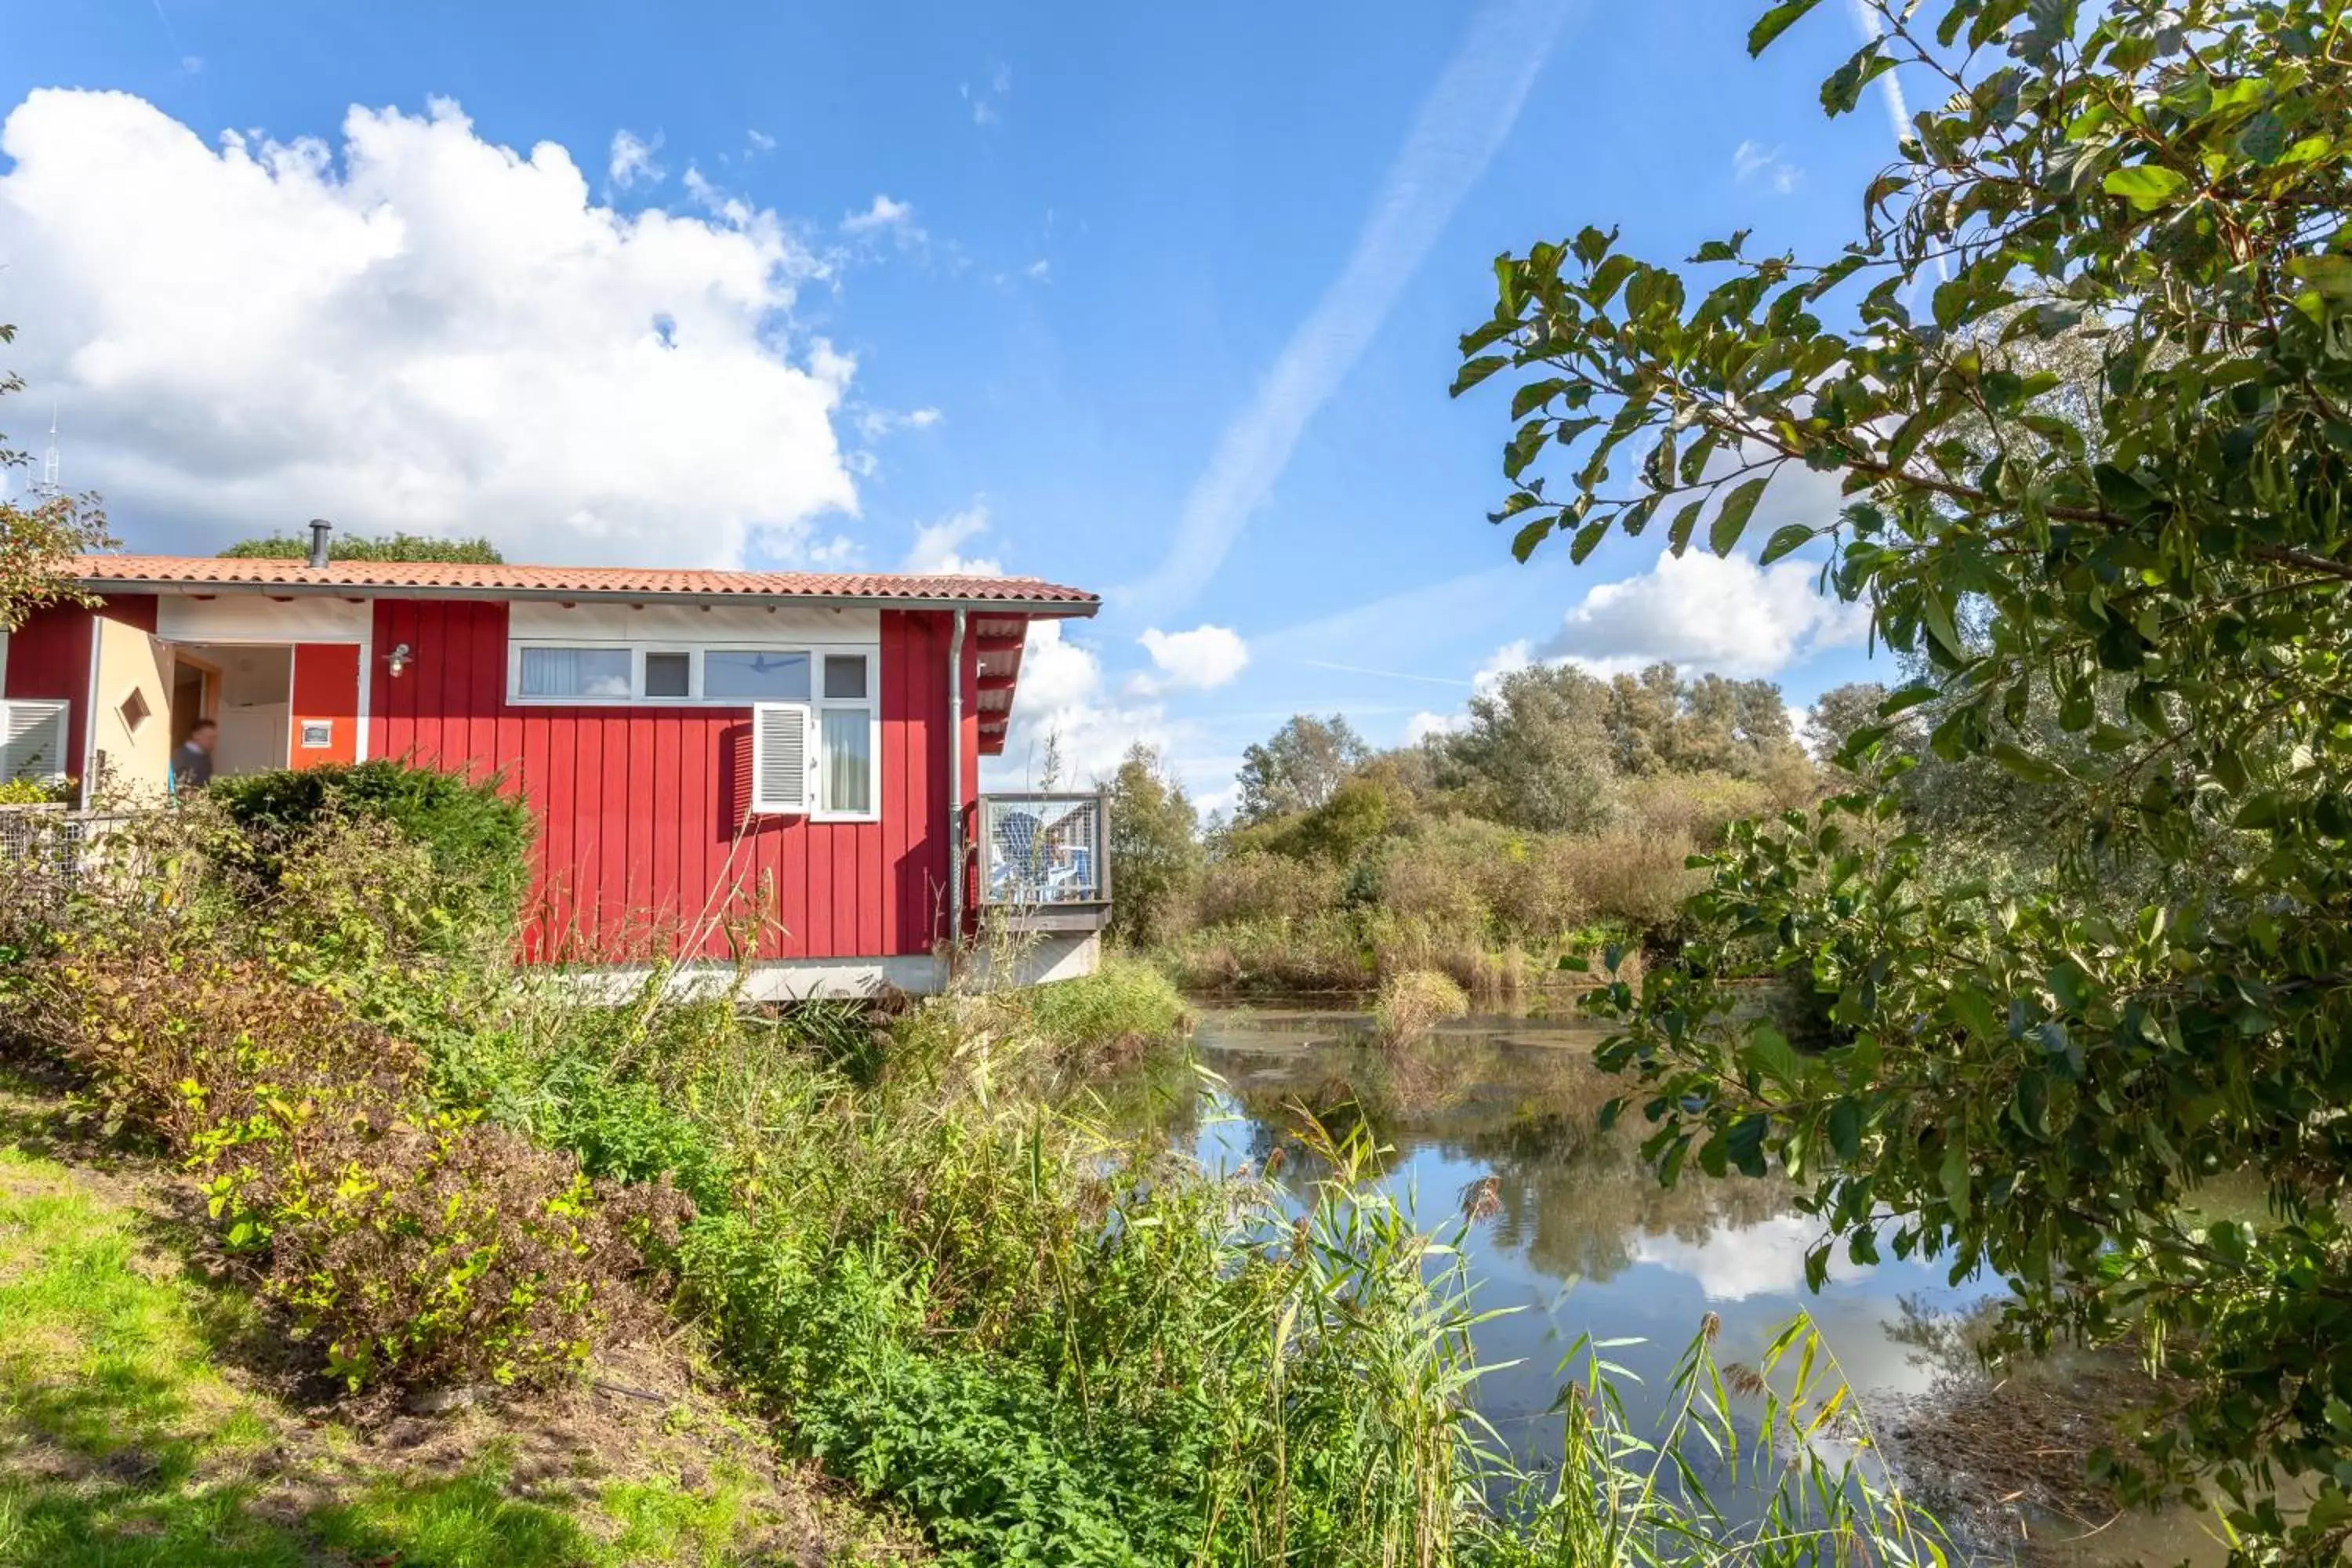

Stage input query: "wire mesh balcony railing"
[{"left": 979, "top": 792, "right": 1107, "bottom": 908}]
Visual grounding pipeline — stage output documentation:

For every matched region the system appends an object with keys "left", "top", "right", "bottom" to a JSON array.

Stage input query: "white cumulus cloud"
[
  {"left": 1541, "top": 551, "right": 1870, "bottom": 678},
  {"left": 902, "top": 503, "right": 1002, "bottom": 576},
  {"left": 0, "top": 90, "right": 858, "bottom": 567},
  {"left": 989, "top": 619, "right": 1171, "bottom": 788},
  {"left": 1138, "top": 624, "right": 1250, "bottom": 691},
  {"left": 608, "top": 127, "right": 664, "bottom": 188}
]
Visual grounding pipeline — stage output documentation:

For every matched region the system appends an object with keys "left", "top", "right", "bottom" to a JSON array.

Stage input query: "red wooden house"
[{"left": 0, "top": 530, "right": 1108, "bottom": 996}]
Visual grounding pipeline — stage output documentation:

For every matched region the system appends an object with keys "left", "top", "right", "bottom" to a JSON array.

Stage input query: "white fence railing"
[
  {"left": 979, "top": 792, "right": 1107, "bottom": 906},
  {"left": 1, "top": 699, "right": 70, "bottom": 786},
  {"left": 0, "top": 806, "right": 140, "bottom": 887}
]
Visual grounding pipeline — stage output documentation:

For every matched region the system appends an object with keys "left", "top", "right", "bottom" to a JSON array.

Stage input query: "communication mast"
[{"left": 34, "top": 406, "right": 60, "bottom": 499}]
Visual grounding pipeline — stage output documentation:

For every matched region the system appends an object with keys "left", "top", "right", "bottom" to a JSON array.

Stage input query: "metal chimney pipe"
[{"left": 307, "top": 518, "right": 333, "bottom": 569}]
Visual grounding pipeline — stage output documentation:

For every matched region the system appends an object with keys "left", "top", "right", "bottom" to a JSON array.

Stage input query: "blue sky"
[{"left": 0, "top": 0, "right": 1904, "bottom": 809}]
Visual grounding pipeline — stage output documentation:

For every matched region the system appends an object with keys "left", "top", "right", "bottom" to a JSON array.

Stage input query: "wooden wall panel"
[{"left": 368, "top": 599, "right": 956, "bottom": 962}]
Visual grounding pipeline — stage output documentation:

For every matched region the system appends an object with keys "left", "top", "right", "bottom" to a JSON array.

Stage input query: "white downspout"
[{"left": 946, "top": 606, "right": 966, "bottom": 960}]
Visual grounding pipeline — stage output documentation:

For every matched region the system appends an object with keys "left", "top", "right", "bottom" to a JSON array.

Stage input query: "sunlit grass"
[{"left": 0, "top": 1105, "right": 840, "bottom": 1568}]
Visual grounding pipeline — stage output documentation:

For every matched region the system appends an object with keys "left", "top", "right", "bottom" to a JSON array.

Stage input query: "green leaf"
[
  {"left": 1666, "top": 499, "right": 1705, "bottom": 555},
  {"left": 1919, "top": 589, "right": 1965, "bottom": 661},
  {"left": 1826, "top": 1100, "right": 1862, "bottom": 1163},
  {"left": 1988, "top": 742, "right": 2065, "bottom": 784},
  {"left": 2101, "top": 164, "right": 2190, "bottom": 211},
  {"left": 1940, "top": 1137, "right": 1970, "bottom": 1209},
  {"left": 1758, "top": 523, "right": 1815, "bottom": 564},
  {"left": 1510, "top": 517, "right": 1554, "bottom": 563},
  {"left": 1452, "top": 354, "right": 1511, "bottom": 397},
  {"left": 1746, "top": 0, "right": 1824, "bottom": 56},
  {"left": 1508, "top": 378, "right": 1571, "bottom": 421},
  {"left": 1708, "top": 476, "right": 1769, "bottom": 557}
]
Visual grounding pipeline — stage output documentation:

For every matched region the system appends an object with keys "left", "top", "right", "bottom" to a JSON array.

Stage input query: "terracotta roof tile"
[{"left": 70, "top": 554, "right": 1098, "bottom": 610}]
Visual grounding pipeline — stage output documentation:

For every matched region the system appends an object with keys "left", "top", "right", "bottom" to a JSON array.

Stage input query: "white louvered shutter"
[
  {"left": 750, "top": 702, "right": 813, "bottom": 815},
  {"left": 0, "top": 700, "right": 70, "bottom": 783}
]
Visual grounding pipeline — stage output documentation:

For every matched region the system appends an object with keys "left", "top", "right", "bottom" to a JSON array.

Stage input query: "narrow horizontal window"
[
  {"left": 644, "top": 651, "right": 692, "bottom": 699},
  {"left": 519, "top": 645, "right": 631, "bottom": 699},
  {"left": 705, "top": 649, "right": 810, "bottom": 702}
]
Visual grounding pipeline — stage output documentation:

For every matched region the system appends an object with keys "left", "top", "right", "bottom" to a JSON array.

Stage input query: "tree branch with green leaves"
[{"left": 1462, "top": 2, "right": 2352, "bottom": 1559}]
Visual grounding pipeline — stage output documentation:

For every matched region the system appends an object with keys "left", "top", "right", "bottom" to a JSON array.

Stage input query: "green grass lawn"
[{"left": 0, "top": 1076, "right": 908, "bottom": 1567}]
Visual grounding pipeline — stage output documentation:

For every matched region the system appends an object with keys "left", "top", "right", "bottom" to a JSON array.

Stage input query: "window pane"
[
  {"left": 520, "top": 645, "right": 631, "bottom": 699},
  {"left": 823, "top": 654, "right": 868, "bottom": 700},
  {"left": 704, "top": 650, "right": 809, "bottom": 702},
  {"left": 644, "top": 652, "right": 691, "bottom": 698},
  {"left": 822, "top": 708, "right": 871, "bottom": 814}
]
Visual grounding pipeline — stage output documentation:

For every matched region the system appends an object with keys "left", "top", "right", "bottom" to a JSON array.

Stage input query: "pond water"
[{"left": 1095, "top": 999, "right": 2223, "bottom": 1568}]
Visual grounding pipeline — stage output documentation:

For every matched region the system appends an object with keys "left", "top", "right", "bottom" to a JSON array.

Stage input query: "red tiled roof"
[{"left": 70, "top": 554, "right": 1098, "bottom": 611}]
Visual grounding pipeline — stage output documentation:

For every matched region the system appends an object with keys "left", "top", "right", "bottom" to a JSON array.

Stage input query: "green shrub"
[
  {"left": 1371, "top": 968, "right": 1472, "bottom": 1043},
  {"left": 1616, "top": 770, "right": 1773, "bottom": 845},
  {"left": 1551, "top": 831, "right": 1700, "bottom": 933},
  {"left": 211, "top": 760, "right": 535, "bottom": 938},
  {"left": 1022, "top": 953, "right": 1189, "bottom": 1059},
  {"left": 2, "top": 827, "right": 677, "bottom": 1393},
  {"left": 1193, "top": 850, "right": 1346, "bottom": 926},
  {"left": 0, "top": 777, "right": 66, "bottom": 805}
]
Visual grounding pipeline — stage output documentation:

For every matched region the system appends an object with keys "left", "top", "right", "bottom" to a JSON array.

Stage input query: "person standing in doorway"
[{"left": 172, "top": 718, "right": 218, "bottom": 793}]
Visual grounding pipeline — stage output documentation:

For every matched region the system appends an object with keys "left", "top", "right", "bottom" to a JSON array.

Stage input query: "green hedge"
[{"left": 211, "top": 760, "right": 535, "bottom": 924}]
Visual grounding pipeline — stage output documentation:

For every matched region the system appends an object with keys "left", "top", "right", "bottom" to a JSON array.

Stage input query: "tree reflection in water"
[{"left": 1097, "top": 1004, "right": 1798, "bottom": 1287}]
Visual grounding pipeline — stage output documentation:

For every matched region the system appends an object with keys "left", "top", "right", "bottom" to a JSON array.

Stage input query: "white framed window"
[
  {"left": 814, "top": 650, "right": 877, "bottom": 820},
  {"left": 704, "top": 648, "right": 811, "bottom": 702},
  {"left": 507, "top": 639, "right": 880, "bottom": 822},
  {"left": 517, "top": 644, "right": 632, "bottom": 700}
]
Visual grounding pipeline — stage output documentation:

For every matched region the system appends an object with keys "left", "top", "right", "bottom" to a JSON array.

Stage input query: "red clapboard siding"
[
  {"left": 5, "top": 597, "right": 157, "bottom": 800},
  {"left": 368, "top": 599, "right": 959, "bottom": 964}
]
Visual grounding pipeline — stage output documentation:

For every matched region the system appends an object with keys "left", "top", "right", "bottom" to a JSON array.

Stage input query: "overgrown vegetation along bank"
[
  {"left": 0, "top": 776, "right": 1936, "bottom": 1565},
  {"left": 1106, "top": 701, "right": 1815, "bottom": 996},
  {"left": 0, "top": 1068, "right": 909, "bottom": 1567}
]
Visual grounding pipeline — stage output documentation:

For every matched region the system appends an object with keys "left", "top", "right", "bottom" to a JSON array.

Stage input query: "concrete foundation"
[{"left": 564, "top": 929, "right": 1102, "bottom": 1003}]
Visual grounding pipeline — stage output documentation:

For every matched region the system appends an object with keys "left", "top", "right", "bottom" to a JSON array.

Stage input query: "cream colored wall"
[
  {"left": 156, "top": 593, "right": 370, "bottom": 642},
  {"left": 507, "top": 600, "right": 880, "bottom": 643},
  {"left": 89, "top": 618, "right": 172, "bottom": 799}
]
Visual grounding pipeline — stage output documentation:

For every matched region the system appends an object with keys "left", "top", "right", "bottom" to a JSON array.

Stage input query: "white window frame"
[
  {"left": 811, "top": 649, "right": 880, "bottom": 823},
  {"left": 503, "top": 637, "right": 881, "bottom": 823}
]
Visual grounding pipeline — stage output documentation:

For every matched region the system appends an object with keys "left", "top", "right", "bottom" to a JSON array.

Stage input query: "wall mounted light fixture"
[{"left": 387, "top": 643, "right": 412, "bottom": 678}]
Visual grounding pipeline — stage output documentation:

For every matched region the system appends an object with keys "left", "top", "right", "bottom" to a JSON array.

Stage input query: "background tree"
[
  {"left": 1799, "top": 682, "right": 1889, "bottom": 768},
  {"left": 0, "top": 323, "right": 111, "bottom": 630},
  {"left": 1101, "top": 743, "right": 1200, "bottom": 947},
  {"left": 1233, "top": 714, "right": 1370, "bottom": 824},
  {"left": 1434, "top": 664, "right": 1617, "bottom": 832},
  {"left": 1460, "top": 0, "right": 2352, "bottom": 1555},
  {"left": 219, "top": 531, "right": 504, "bottom": 564}
]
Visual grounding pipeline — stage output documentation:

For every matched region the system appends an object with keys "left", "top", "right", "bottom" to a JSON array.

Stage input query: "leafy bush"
[
  {"left": 1372, "top": 968, "right": 1472, "bottom": 1043},
  {"left": 1022, "top": 953, "right": 1189, "bottom": 1059},
  {"left": 0, "top": 815, "right": 677, "bottom": 1393},
  {"left": 1616, "top": 771, "right": 1773, "bottom": 845},
  {"left": 211, "top": 759, "right": 535, "bottom": 936},
  {"left": 1548, "top": 832, "right": 1698, "bottom": 934},
  {"left": 0, "top": 777, "right": 66, "bottom": 805},
  {"left": 1193, "top": 849, "right": 1347, "bottom": 926}
]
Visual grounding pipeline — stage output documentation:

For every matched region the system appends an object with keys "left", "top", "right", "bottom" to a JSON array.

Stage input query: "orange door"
[{"left": 288, "top": 643, "right": 361, "bottom": 769}]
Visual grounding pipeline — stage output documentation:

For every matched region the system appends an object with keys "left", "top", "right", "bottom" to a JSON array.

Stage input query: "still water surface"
[{"left": 1100, "top": 1000, "right": 2219, "bottom": 1567}]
